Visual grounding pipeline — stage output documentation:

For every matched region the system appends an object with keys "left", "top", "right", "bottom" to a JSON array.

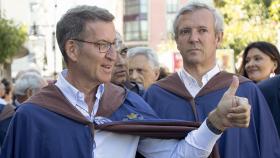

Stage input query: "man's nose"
[
  {"left": 130, "top": 70, "right": 138, "bottom": 80},
  {"left": 115, "top": 54, "right": 126, "bottom": 66},
  {"left": 188, "top": 31, "right": 199, "bottom": 42}
]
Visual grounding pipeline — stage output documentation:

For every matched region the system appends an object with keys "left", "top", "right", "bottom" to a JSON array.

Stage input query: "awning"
[{"left": 13, "top": 46, "right": 29, "bottom": 59}]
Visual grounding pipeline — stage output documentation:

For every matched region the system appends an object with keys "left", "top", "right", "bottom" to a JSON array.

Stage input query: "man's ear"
[
  {"left": 65, "top": 40, "right": 79, "bottom": 62},
  {"left": 26, "top": 88, "right": 33, "bottom": 98},
  {"left": 154, "top": 68, "right": 160, "bottom": 81},
  {"left": 216, "top": 32, "right": 223, "bottom": 48}
]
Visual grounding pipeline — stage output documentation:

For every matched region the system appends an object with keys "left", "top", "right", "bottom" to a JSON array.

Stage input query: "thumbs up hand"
[{"left": 208, "top": 76, "right": 251, "bottom": 132}]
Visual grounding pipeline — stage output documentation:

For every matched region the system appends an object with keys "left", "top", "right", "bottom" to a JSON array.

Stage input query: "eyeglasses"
[{"left": 72, "top": 39, "right": 116, "bottom": 53}]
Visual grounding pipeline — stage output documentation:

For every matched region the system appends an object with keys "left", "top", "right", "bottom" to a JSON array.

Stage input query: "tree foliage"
[
  {"left": 214, "top": 0, "right": 279, "bottom": 57},
  {"left": 269, "top": 0, "right": 280, "bottom": 22},
  {"left": 0, "top": 18, "right": 27, "bottom": 63}
]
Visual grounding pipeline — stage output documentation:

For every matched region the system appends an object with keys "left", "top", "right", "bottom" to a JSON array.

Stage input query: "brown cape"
[
  {"left": 26, "top": 82, "right": 126, "bottom": 135},
  {"left": 26, "top": 82, "right": 220, "bottom": 158},
  {"left": 156, "top": 71, "right": 250, "bottom": 121},
  {"left": 0, "top": 104, "right": 15, "bottom": 121},
  {"left": 26, "top": 82, "right": 202, "bottom": 138}
]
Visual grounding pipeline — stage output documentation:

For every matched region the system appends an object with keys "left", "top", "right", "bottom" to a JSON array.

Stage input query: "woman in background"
[{"left": 239, "top": 41, "right": 280, "bottom": 82}]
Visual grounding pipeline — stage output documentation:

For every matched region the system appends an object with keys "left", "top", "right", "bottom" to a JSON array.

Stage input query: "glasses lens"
[{"left": 98, "top": 43, "right": 109, "bottom": 53}]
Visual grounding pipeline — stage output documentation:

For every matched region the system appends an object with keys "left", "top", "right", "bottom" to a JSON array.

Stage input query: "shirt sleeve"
[{"left": 137, "top": 119, "right": 221, "bottom": 158}]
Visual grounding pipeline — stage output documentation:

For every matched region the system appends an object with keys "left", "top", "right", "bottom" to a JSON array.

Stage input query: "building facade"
[{"left": 122, "top": 0, "right": 188, "bottom": 72}]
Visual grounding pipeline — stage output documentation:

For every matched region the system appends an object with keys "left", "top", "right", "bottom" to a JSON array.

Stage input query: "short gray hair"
[
  {"left": 173, "top": 2, "right": 224, "bottom": 39},
  {"left": 14, "top": 72, "right": 46, "bottom": 96},
  {"left": 56, "top": 5, "right": 115, "bottom": 64},
  {"left": 127, "top": 47, "right": 160, "bottom": 69}
]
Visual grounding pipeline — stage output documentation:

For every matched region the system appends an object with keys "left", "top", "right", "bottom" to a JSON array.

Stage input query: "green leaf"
[{"left": 0, "top": 18, "right": 27, "bottom": 63}]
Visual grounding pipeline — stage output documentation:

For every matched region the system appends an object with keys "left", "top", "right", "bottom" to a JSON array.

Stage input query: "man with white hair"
[
  {"left": 127, "top": 47, "right": 160, "bottom": 89},
  {"left": 14, "top": 72, "right": 47, "bottom": 106}
]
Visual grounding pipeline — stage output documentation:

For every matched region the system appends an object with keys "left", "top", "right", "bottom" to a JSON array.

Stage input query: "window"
[
  {"left": 166, "top": 0, "right": 178, "bottom": 13},
  {"left": 124, "top": 0, "right": 148, "bottom": 41},
  {"left": 166, "top": 0, "right": 178, "bottom": 33}
]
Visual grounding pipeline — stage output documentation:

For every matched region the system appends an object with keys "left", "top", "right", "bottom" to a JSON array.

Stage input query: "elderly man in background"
[
  {"left": 0, "top": 72, "right": 46, "bottom": 147},
  {"left": 127, "top": 47, "right": 160, "bottom": 89},
  {"left": 13, "top": 72, "right": 47, "bottom": 106}
]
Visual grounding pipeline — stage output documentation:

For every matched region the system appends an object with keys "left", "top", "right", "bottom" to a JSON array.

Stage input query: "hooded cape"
[
  {"left": 0, "top": 104, "right": 14, "bottom": 146},
  {"left": 144, "top": 71, "right": 280, "bottom": 158},
  {"left": 258, "top": 75, "right": 280, "bottom": 137},
  {"left": 1, "top": 83, "right": 219, "bottom": 158}
]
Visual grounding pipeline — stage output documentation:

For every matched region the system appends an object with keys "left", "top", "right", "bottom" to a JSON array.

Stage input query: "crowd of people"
[{"left": 0, "top": 1, "right": 280, "bottom": 158}]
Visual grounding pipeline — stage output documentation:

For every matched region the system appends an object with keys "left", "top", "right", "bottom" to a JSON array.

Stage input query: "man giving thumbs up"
[
  {"left": 208, "top": 76, "right": 251, "bottom": 133},
  {"left": 144, "top": 2, "right": 280, "bottom": 158}
]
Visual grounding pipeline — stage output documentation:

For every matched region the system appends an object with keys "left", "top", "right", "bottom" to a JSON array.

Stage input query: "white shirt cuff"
[{"left": 185, "top": 119, "right": 221, "bottom": 152}]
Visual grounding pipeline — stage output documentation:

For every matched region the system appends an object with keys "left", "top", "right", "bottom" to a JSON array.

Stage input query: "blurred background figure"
[
  {"left": 127, "top": 47, "right": 160, "bottom": 89},
  {"left": 14, "top": 68, "right": 41, "bottom": 81},
  {"left": 239, "top": 41, "right": 280, "bottom": 83},
  {"left": 111, "top": 32, "right": 128, "bottom": 86},
  {"left": 13, "top": 72, "right": 47, "bottom": 106},
  {"left": 110, "top": 32, "right": 147, "bottom": 158},
  {"left": 0, "top": 101, "right": 14, "bottom": 148},
  {"left": 1, "top": 79, "right": 13, "bottom": 104},
  {"left": 258, "top": 75, "right": 280, "bottom": 137},
  {"left": 158, "top": 66, "right": 170, "bottom": 80},
  {"left": 0, "top": 83, "right": 6, "bottom": 105},
  {"left": 0, "top": 81, "right": 14, "bottom": 148},
  {"left": 111, "top": 32, "right": 145, "bottom": 96}
]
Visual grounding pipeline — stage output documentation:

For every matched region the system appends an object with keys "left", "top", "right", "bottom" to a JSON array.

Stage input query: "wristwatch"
[{"left": 206, "top": 118, "right": 223, "bottom": 135}]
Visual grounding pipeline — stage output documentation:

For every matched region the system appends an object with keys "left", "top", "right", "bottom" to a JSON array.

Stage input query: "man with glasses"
[{"left": 1, "top": 5, "right": 250, "bottom": 158}]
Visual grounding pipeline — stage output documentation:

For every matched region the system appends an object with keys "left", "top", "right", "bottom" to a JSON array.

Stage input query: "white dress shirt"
[
  {"left": 55, "top": 70, "right": 104, "bottom": 122},
  {"left": 55, "top": 69, "right": 221, "bottom": 158},
  {"left": 178, "top": 64, "right": 221, "bottom": 97}
]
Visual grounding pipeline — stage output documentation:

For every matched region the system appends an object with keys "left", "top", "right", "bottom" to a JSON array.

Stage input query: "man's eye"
[
  {"left": 180, "top": 29, "right": 191, "bottom": 35},
  {"left": 199, "top": 29, "right": 207, "bottom": 33},
  {"left": 137, "top": 68, "right": 143, "bottom": 73},
  {"left": 120, "top": 51, "right": 127, "bottom": 57}
]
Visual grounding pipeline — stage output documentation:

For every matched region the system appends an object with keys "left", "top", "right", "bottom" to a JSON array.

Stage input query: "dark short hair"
[
  {"left": 56, "top": 5, "right": 114, "bottom": 64},
  {"left": 1, "top": 78, "right": 11, "bottom": 97},
  {"left": 239, "top": 41, "right": 280, "bottom": 77}
]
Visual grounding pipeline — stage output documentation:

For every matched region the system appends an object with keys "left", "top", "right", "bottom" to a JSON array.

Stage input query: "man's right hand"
[{"left": 208, "top": 76, "right": 251, "bottom": 132}]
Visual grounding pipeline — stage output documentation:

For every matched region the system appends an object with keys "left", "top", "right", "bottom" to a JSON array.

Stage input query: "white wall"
[{"left": 3, "top": 0, "right": 122, "bottom": 78}]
